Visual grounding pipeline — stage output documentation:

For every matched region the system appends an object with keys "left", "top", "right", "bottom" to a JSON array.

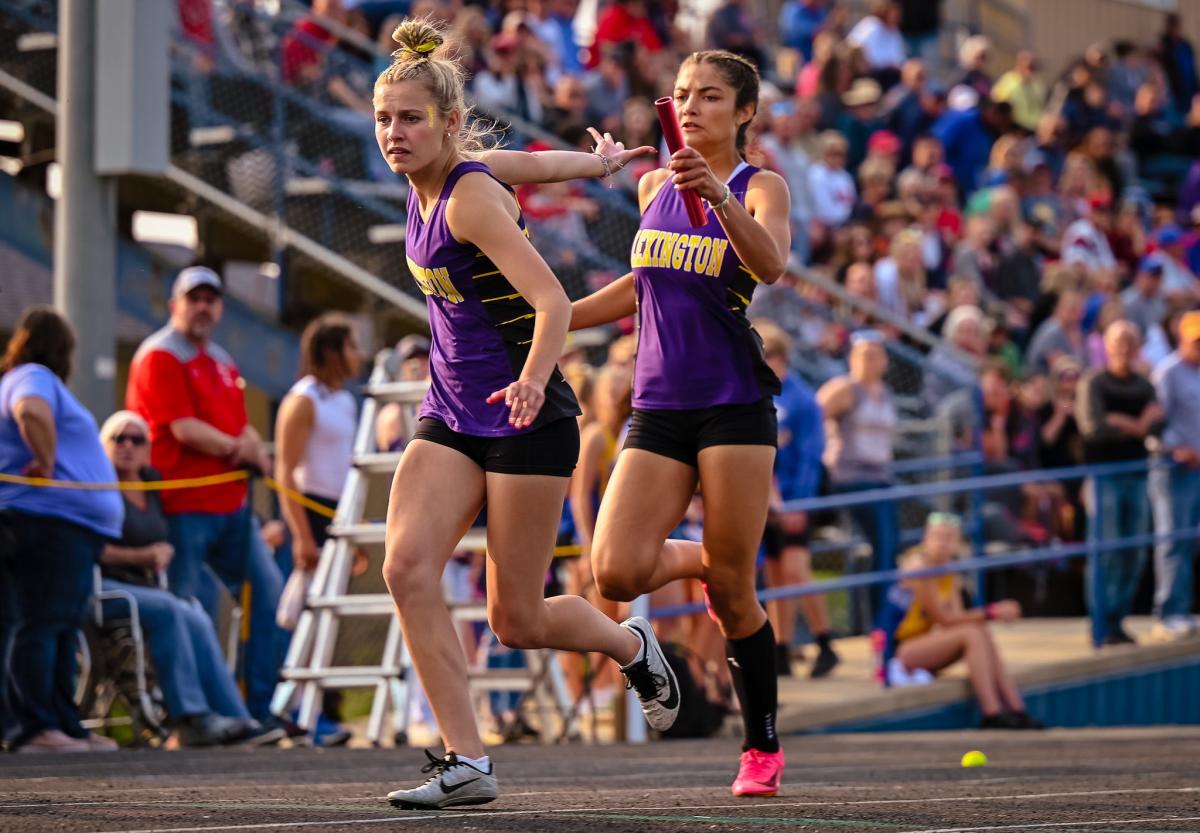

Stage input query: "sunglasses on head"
[{"left": 111, "top": 433, "right": 147, "bottom": 447}]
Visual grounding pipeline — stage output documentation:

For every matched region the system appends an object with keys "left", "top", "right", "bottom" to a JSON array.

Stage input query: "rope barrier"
[{"left": 0, "top": 470, "right": 338, "bottom": 519}]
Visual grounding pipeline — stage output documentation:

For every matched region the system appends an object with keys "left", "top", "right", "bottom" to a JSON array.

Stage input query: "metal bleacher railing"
[{"left": 653, "top": 457, "right": 1186, "bottom": 653}]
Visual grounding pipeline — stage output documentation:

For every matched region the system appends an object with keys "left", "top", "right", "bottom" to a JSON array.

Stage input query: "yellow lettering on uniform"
[
  {"left": 693, "top": 237, "right": 713, "bottom": 274},
  {"left": 671, "top": 234, "right": 688, "bottom": 270},
  {"left": 656, "top": 233, "right": 677, "bottom": 268},
  {"left": 682, "top": 234, "right": 702, "bottom": 272},
  {"left": 646, "top": 231, "right": 661, "bottom": 265},
  {"left": 406, "top": 257, "right": 462, "bottom": 303},
  {"left": 647, "top": 231, "right": 664, "bottom": 264},
  {"left": 433, "top": 267, "right": 463, "bottom": 303},
  {"left": 707, "top": 239, "right": 730, "bottom": 277},
  {"left": 631, "top": 231, "right": 647, "bottom": 267}
]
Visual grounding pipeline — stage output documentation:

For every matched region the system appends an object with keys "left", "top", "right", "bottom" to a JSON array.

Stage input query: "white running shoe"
[
  {"left": 387, "top": 750, "right": 498, "bottom": 810},
  {"left": 619, "top": 616, "right": 681, "bottom": 732}
]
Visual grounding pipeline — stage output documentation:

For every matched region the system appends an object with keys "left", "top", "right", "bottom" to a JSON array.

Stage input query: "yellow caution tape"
[
  {"left": 0, "top": 470, "right": 338, "bottom": 519},
  {"left": 0, "top": 474, "right": 590, "bottom": 550}
]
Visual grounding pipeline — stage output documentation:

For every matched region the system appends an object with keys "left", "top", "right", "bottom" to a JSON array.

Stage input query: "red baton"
[{"left": 655, "top": 97, "right": 707, "bottom": 228}]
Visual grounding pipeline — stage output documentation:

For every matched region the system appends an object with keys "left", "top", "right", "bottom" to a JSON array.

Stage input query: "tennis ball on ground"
[{"left": 961, "top": 750, "right": 988, "bottom": 768}]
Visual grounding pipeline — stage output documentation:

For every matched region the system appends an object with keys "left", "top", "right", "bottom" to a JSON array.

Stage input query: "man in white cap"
[{"left": 125, "top": 266, "right": 283, "bottom": 724}]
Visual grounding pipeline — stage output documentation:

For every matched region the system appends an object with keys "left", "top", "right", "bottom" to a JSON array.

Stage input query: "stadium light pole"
[{"left": 54, "top": 0, "right": 117, "bottom": 416}]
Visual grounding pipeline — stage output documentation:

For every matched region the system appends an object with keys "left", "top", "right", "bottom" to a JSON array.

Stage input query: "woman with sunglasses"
[{"left": 97, "top": 411, "right": 283, "bottom": 748}]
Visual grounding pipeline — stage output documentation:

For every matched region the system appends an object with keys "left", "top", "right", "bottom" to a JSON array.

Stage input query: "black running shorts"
[
  {"left": 624, "top": 398, "right": 777, "bottom": 467},
  {"left": 412, "top": 416, "right": 580, "bottom": 477}
]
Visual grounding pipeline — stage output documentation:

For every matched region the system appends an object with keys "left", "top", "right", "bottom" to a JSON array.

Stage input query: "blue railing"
[{"left": 650, "top": 458, "right": 1181, "bottom": 651}]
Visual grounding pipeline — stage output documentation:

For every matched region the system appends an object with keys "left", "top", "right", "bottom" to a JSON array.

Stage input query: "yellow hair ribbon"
[{"left": 395, "top": 40, "right": 438, "bottom": 59}]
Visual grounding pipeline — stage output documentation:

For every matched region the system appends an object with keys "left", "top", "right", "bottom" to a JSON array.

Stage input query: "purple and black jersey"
[
  {"left": 404, "top": 161, "right": 580, "bottom": 436},
  {"left": 631, "top": 162, "right": 781, "bottom": 410}
]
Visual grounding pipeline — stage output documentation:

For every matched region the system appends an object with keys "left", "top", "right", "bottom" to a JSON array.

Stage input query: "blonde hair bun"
[{"left": 391, "top": 18, "right": 446, "bottom": 62}]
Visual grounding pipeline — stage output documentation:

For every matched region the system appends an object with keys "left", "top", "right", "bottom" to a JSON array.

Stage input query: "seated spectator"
[
  {"left": 851, "top": 157, "right": 896, "bottom": 225},
  {"left": 1151, "top": 226, "right": 1199, "bottom": 302},
  {"left": 1062, "top": 76, "right": 1120, "bottom": 146},
  {"left": 473, "top": 32, "right": 544, "bottom": 124},
  {"left": 846, "top": 0, "right": 905, "bottom": 89},
  {"left": 1107, "top": 41, "right": 1149, "bottom": 119},
  {"left": 544, "top": 75, "right": 589, "bottom": 138},
  {"left": 1077, "top": 320, "right": 1163, "bottom": 647},
  {"left": 956, "top": 35, "right": 994, "bottom": 100},
  {"left": 1159, "top": 13, "right": 1198, "bottom": 114},
  {"left": 838, "top": 77, "right": 886, "bottom": 171},
  {"left": 928, "top": 274, "right": 982, "bottom": 338},
  {"left": 881, "top": 60, "right": 932, "bottom": 153},
  {"left": 1062, "top": 198, "right": 1119, "bottom": 284},
  {"left": 992, "top": 220, "right": 1041, "bottom": 333},
  {"left": 97, "top": 412, "right": 282, "bottom": 747},
  {"left": 0, "top": 307, "right": 123, "bottom": 753},
  {"left": 933, "top": 95, "right": 1013, "bottom": 196},
  {"left": 875, "top": 514, "right": 1042, "bottom": 729},
  {"left": 991, "top": 51, "right": 1047, "bottom": 133},
  {"left": 1039, "top": 355, "right": 1085, "bottom": 533},
  {"left": 1121, "top": 256, "right": 1167, "bottom": 339},
  {"left": 952, "top": 214, "right": 998, "bottom": 291},
  {"left": 588, "top": 0, "right": 662, "bottom": 68},
  {"left": 922, "top": 305, "right": 985, "bottom": 411},
  {"left": 778, "top": 0, "right": 829, "bottom": 63},
  {"left": 584, "top": 42, "right": 633, "bottom": 132},
  {"left": 707, "top": 0, "right": 766, "bottom": 68},
  {"left": 1026, "top": 289, "right": 1088, "bottom": 374},
  {"left": 1085, "top": 297, "right": 1129, "bottom": 370},
  {"left": 807, "top": 131, "right": 857, "bottom": 251},
  {"left": 873, "top": 227, "right": 927, "bottom": 321},
  {"left": 1080, "top": 127, "right": 1125, "bottom": 205}
]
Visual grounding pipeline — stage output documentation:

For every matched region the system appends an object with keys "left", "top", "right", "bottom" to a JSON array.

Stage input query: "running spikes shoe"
[
  {"left": 731, "top": 747, "right": 785, "bottom": 797},
  {"left": 619, "top": 616, "right": 681, "bottom": 732},
  {"left": 387, "top": 750, "right": 498, "bottom": 810}
]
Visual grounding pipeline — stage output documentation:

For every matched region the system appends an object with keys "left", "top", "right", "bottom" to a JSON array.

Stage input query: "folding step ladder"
[{"left": 272, "top": 349, "right": 576, "bottom": 745}]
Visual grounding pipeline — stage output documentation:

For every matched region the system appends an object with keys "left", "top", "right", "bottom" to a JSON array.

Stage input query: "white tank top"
[{"left": 289, "top": 376, "right": 357, "bottom": 501}]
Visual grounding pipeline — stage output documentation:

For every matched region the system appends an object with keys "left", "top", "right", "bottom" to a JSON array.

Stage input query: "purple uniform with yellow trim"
[
  {"left": 404, "top": 161, "right": 580, "bottom": 436},
  {"left": 631, "top": 162, "right": 781, "bottom": 409}
]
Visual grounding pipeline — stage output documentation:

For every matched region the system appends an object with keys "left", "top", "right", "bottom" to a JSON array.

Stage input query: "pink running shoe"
[{"left": 731, "top": 747, "right": 785, "bottom": 797}]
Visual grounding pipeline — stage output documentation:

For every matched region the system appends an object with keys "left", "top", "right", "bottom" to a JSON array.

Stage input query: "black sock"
[
  {"left": 815, "top": 632, "right": 832, "bottom": 652},
  {"left": 726, "top": 620, "right": 780, "bottom": 753}
]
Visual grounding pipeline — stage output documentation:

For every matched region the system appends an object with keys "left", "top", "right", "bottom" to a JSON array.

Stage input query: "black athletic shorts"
[
  {"left": 624, "top": 398, "right": 777, "bottom": 467},
  {"left": 412, "top": 416, "right": 580, "bottom": 477},
  {"left": 762, "top": 516, "right": 810, "bottom": 559}
]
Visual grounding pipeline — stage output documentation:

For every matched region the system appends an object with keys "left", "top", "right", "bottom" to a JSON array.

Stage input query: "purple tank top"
[
  {"left": 405, "top": 161, "right": 580, "bottom": 436},
  {"left": 631, "top": 162, "right": 781, "bottom": 409}
]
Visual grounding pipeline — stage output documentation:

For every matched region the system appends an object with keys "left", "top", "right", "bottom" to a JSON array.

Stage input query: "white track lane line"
[{"left": 74, "top": 786, "right": 1200, "bottom": 833}]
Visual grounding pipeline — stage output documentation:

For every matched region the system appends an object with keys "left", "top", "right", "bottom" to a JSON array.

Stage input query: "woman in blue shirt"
[{"left": 0, "top": 306, "right": 123, "bottom": 753}]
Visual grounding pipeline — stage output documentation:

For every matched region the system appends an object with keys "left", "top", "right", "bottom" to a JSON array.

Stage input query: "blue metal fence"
[{"left": 650, "top": 458, "right": 1186, "bottom": 654}]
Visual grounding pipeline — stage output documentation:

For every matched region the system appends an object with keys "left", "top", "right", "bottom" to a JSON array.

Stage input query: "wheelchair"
[{"left": 75, "top": 568, "right": 170, "bottom": 747}]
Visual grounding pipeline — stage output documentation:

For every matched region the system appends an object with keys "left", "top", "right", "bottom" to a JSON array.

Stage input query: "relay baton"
[{"left": 654, "top": 96, "right": 707, "bottom": 228}]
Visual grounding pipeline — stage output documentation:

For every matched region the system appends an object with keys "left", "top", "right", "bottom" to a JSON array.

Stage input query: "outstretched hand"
[{"left": 588, "top": 127, "right": 656, "bottom": 174}]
